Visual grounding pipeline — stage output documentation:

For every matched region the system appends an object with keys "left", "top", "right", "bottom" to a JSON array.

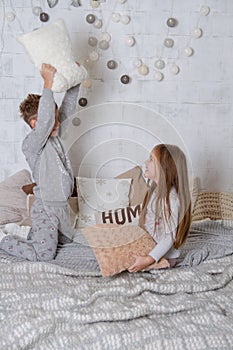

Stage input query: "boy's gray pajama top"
[{"left": 0, "top": 85, "right": 80, "bottom": 261}]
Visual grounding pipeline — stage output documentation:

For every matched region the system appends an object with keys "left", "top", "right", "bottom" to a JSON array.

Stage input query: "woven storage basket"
[{"left": 192, "top": 191, "right": 233, "bottom": 221}]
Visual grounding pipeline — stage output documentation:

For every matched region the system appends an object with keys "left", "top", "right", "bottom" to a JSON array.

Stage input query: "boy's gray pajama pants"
[{"left": 0, "top": 198, "right": 73, "bottom": 261}]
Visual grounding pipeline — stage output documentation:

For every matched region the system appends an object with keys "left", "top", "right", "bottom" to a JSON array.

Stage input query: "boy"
[{"left": 0, "top": 63, "right": 86, "bottom": 261}]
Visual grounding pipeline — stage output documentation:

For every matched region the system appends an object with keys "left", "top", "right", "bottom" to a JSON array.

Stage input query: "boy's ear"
[{"left": 29, "top": 118, "right": 37, "bottom": 129}]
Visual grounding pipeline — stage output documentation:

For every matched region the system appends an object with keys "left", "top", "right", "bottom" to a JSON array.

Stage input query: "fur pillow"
[
  {"left": 17, "top": 19, "right": 87, "bottom": 92},
  {"left": 82, "top": 224, "right": 170, "bottom": 277},
  {"left": 95, "top": 204, "right": 141, "bottom": 226},
  {"left": 0, "top": 169, "right": 32, "bottom": 225}
]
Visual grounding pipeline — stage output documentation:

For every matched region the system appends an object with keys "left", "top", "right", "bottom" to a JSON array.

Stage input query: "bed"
[{"left": 1, "top": 107, "right": 233, "bottom": 349}]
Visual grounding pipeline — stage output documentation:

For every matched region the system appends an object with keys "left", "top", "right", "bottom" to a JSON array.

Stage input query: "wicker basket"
[{"left": 192, "top": 191, "right": 233, "bottom": 221}]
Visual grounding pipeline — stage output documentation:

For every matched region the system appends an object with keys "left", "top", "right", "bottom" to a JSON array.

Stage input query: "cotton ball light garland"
[
  {"left": 126, "top": 36, "right": 135, "bottom": 47},
  {"left": 93, "top": 19, "right": 103, "bottom": 29},
  {"left": 200, "top": 5, "right": 210, "bottom": 16},
  {"left": 192, "top": 28, "right": 203, "bottom": 38},
  {"left": 86, "top": 14, "right": 96, "bottom": 24},
  {"left": 82, "top": 79, "right": 92, "bottom": 88},
  {"left": 120, "top": 75, "right": 130, "bottom": 84},
  {"left": 120, "top": 15, "right": 130, "bottom": 25},
  {"left": 32, "top": 6, "right": 42, "bottom": 16},
  {"left": 107, "top": 60, "right": 117, "bottom": 69},
  {"left": 132, "top": 58, "right": 143, "bottom": 68},
  {"left": 166, "top": 17, "right": 177, "bottom": 27},
  {"left": 84, "top": 58, "right": 94, "bottom": 67},
  {"left": 79, "top": 98, "right": 88, "bottom": 107},
  {"left": 72, "top": 117, "right": 81, "bottom": 126},
  {"left": 99, "top": 40, "right": 109, "bottom": 50},
  {"left": 40, "top": 12, "right": 49, "bottom": 22},
  {"left": 5, "top": 12, "right": 16, "bottom": 22},
  {"left": 89, "top": 51, "right": 99, "bottom": 61},
  {"left": 184, "top": 47, "right": 194, "bottom": 57},
  {"left": 112, "top": 13, "right": 121, "bottom": 23},
  {"left": 154, "top": 59, "right": 165, "bottom": 69},
  {"left": 170, "top": 64, "right": 180, "bottom": 75},
  {"left": 164, "top": 38, "right": 174, "bottom": 48},
  {"left": 138, "top": 65, "right": 149, "bottom": 76},
  {"left": 90, "top": 0, "right": 100, "bottom": 8},
  {"left": 88, "top": 36, "right": 98, "bottom": 47},
  {"left": 102, "top": 32, "right": 111, "bottom": 42},
  {"left": 154, "top": 71, "right": 164, "bottom": 81}
]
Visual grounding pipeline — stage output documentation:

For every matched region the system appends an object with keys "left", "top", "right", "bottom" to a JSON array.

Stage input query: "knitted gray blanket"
[
  {"left": 178, "top": 219, "right": 233, "bottom": 266},
  {"left": 0, "top": 220, "right": 233, "bottom": 349}
]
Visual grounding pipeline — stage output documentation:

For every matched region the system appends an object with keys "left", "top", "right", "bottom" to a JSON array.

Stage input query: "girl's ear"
[{"left": 29, "top": 118, "right": 37, "bottom": 129}]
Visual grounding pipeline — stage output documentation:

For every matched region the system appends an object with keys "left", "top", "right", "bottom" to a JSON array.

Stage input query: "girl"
[{"left": 128, "top": 144, "right": 191, "bottom": 272}]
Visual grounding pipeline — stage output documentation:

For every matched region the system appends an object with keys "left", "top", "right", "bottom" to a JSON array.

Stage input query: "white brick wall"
[{"left": 0, "top": 0, "right": 232, "bottom": 191}]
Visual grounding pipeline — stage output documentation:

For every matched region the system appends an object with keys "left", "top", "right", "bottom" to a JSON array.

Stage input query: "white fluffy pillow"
[{"left": 17, "top": 19, "right": 87, "bottom": 92}]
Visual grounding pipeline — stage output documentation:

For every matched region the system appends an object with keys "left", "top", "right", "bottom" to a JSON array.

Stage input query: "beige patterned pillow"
[{"left": 82, "top": 224, "right": 170, "bottom": 277}]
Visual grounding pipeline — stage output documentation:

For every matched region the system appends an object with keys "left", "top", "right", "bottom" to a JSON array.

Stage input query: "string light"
[
  {"left": 0, "top": 0, "right": 211, "bottom": 92},
  {"left": 0, "top": 0, "right": 6, "bottom": 59}
]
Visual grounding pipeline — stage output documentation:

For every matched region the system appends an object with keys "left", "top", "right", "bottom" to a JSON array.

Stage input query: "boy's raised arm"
[
  {"left": 58, "top": 62, "right": 86, "bottom": 125},
  {"left": 23, "top": 64, "right": 57, "bottom": 154}
]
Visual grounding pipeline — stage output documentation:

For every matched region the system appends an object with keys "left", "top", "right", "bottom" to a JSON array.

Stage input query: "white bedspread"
[{"left": 1, "top": 254, "right": 233, "bottom": 349}]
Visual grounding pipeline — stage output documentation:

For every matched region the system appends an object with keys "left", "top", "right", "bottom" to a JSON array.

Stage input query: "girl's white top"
[{"left": 144, "top": 187, "right": 180, "bottom": 262}]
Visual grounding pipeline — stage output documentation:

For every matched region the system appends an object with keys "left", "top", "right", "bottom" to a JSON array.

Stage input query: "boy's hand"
[{"left": 40, "top": 63, "right": 57, "bottom": 89}]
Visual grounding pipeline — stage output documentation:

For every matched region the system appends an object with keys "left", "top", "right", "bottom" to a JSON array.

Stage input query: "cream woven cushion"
[{"left": 192, "top": 191, "right": 233, "bottom": 221}]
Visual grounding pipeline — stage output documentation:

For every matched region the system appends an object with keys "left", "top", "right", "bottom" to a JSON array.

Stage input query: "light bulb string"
[
  {"left": 158, "top": 0, "right": 175, "bottom": 62},
  {"left": 86, "top": 1, "right": 116, "bottom": 60},
  {"left": 98, "top": 0, "right": 122, "bottom": 70},
  {"left": 114, "top": 0, "right": 137, "bottom": 76},
  {"left": 180, "top": 11, "right": 204, "bottom": 60},
  {"left": 8, "top": 0, "right": 25, "bottom": 33},
  {"left": 100, "top": 0, "right": 139, "bottom": 76},
  {"left": 90, "top": 0, "right": 134, "bottom": 76},
  {"left": 100, "top": 0, "right": 118, "bottom": 34},
  {"left": 123, "top": 0, "right": 145, "bottom": 75},
  {"left": 0, "top": 0, "right": 6, "bottom": 58}
]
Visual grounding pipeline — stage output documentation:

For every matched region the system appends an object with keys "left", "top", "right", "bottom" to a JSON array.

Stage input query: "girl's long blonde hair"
[{"left": 139, "top": 144, "right": 191, "bottom": 249}]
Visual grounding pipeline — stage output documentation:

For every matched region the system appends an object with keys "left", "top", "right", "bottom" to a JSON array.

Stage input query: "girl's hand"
[
  {"left": 40, "top": 63, "right": 57, "bottom": 89},
  {"left": 128, "top": 254, "right": 155, "bottom": 272}
]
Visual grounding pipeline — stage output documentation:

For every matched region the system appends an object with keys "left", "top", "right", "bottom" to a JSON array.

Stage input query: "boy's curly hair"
[{"left": 19, "top": 94, "right": 41, "bottom": 126}]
